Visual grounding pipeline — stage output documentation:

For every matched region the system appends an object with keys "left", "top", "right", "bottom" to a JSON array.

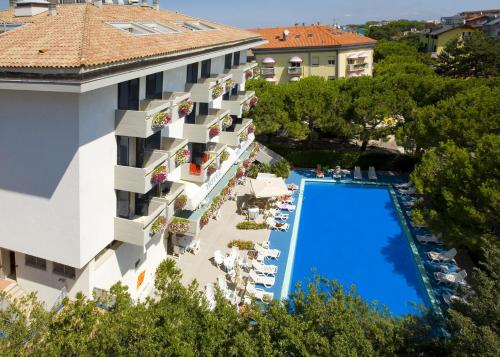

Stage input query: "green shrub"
[
  {"left": 227, "top": 240, "right": 255, "bottom": 250},
  {"left": 236, "top": 221, "right": 267, "bottom": 230}
]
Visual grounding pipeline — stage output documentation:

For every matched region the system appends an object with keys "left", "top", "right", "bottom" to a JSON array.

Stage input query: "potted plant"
[
  {"left": 247, "top": 123, "right": 256, "bottom": 134},
  {"left": 212, "top": 84, "right": 224, "bottom": 99},
  {"left": 236, "top": 167, "right": 245, "bottom": 179},
  {"left": 178, "top": 100, "right": 193, "bottom": 117},
  {"left": 151, "top": 111, "right": 172, "bottom": 129},
  {"left": 248, "top": 96, "right": 258, "bottom": 108},
  {"left": 168, "top": 217, "right": 190, "bottom": 234},
  {"left": 207, "top": 162, "right": 217, "bottom": 176},
  {"left": 239, "top": 131, "right": 248, "bottom": 143},
  {"left": 151, "top": 165, "right": 167, "bottom": 184},
  {"left": 221, "top": 115, "right": 233, "bottom": 130},
  {"left": 225, "top": 79, "right": 234, "bottom": 89},
  {"left": 150, "top": 216, "right": 166, "bottom": 236},
  {"left": 220, "top": 149, "right": 229, "bottom": 163},
  {"left": 174, "top": 194, "right": 187, "bottom": 211},
  {"left": 209, "top": 125, "right": 220, "bottom": 139},
  {"left": 242, "top": 102, "right": 250, "bottom": 117},
  {"left": 200, "top": 211, "right": 210, "bottom": 229},
  {"left": 175, "top": 147, "right": 190, "bottom": 167},
  {"left": 244, "top": 70, "right": 253, "bottom": 79}
]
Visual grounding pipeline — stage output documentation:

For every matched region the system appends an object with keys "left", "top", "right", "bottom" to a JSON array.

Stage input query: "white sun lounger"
[
  {"left": 213, "top": 250, "right": 224, "bottom": 267},
  {"left": 395, "top": 182, "right": 413, "bottom": 189},
  {"left": 416, "top": 235, "right": 442, "bottom": 244},
  {"left": 255, "top": 243, "right": 281, "bottom": 259},
  {"left": 368, "top": 166, "right": 377, "bottom": 180},
  {"left": 252, "top": 259, "right": 278, "bottom": 276},
  {"left": 353, "top": 166, "right": 362, "bottom": 180},
  {"left": 434, "top": 270, "right": 467, "bottom": 285},
  {"left": 428, "top": 248, "right": 457, "bottom": 262},
  {"left": 250, "top": 269, "right": 275, "bottom": 288},
  {"left": 217, "top": 276, "right": 237, "bottom": 304},
  {"left": 442, "top": 293, "right": 466, "bottom": 306},
  {"left": 276, "top": 202, "right": 296, "bottom": 211},
  {"left": 266, "top": 217, "right": 289, "bottom": 232},
  {"left": 204, "top": 283, "right": 216, "bottom": 310},
  {"left": 399, "top": 187, "right": 417, "bottom": 195},
  {"left": 245, "top": 282, "right": 274, "bottom": 303}
]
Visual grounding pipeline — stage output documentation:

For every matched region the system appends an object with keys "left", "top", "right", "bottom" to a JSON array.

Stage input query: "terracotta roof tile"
[
  {"left": 0, "top": 4, "right": 262, "bottom": 68},
  {"left": 249, "top": 25, "right": 376, "bottom": 50}
]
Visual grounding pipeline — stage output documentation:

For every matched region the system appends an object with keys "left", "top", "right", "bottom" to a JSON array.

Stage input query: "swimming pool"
[{"left": 282, "top": 180, "right": 432, "bottom": 316}]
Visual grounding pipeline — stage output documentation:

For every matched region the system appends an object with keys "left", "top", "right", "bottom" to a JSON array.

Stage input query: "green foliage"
[
  {"left": 267, "top": 144, "right": 418, "bottom": 172},
  {"left": 374, "top": 39, "right": 419, "bottom": 62},
  {"left": 366, "top": 20, "right": 434, "bottom": 41},
  {"left": 247, "top": 160, "right": 291, "bottom": 179},
  {"left": 227, "top": 240, "right": 255, "bottom": 250},
  {"left": 437, "top": 32, "right": 500, "bottom": 78},
  {"left": 236, "top": 221, "right": 267, "bottom": 230}
]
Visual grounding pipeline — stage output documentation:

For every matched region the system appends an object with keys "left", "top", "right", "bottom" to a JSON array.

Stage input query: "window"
[
  {"left": 312, "top": 56, "right": 320, "bottom": 67},
  {"left": 25, "top": 255, "right": 46, "bottom": 270},
  {"left": 108, "top": 22, "right": 177, "bottom": 35},
  {"left": 116, "top": 190, "right": 131, "bottom": 219},
  {"left": 328, "top": 76, "right": 336, "bottom": 81},
  {"left": 145, "top": 72, "right": 163, "bottom": 100},
  {"left": 53, "top": 263, "right": 76, "bottom": 279},
  {"left": 186, "top": 63, "right": 199, "bottom": 84},
  {"left": 118, "top": 79, "right": 139, "bottom": 110},
  {"left": 185, "top": 102, "right": 197, "bottom": 124},
  {"left": 199, "top": 103, "right": 209, "bottom": 115},
  {"left": 327, "top": 56, "right": 336, "bottom": 66},
  {"left": 117, "top": 136, "right": 131, "bottom": 166},
  {"left": 177, "top": 22, "right": 216, "bottom": 31},
  {"left": 233, "top": 51, "right": 241, "bottom": 66},
  {"left": 224, "top": 53, "right": 233, "bottom": 70},
  {"left": 201, "top": 59, "right": 211, "bottom": 79},
  {"left": 0, "top": 22, "right": 27, "bottom": 34}
]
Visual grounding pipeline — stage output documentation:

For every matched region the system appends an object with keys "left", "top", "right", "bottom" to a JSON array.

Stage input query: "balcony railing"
[
  {"left": 220, "top": 90, "right": 255, "bottom": 118},
  {"left": 186, "top": 73, "right": 232, "bottom": 103},
  {"left": 115, "top": 99, "right": 171, "bottom": 138},
  {"left": 261, "top": 67, "right": 275, "bottom": 76},
  {"left": 219, "top": 118, "right": 253, "bottom": 147},
  {"left": 183, "top": 108, "right": 229, "bottom": 143},
  {"left": 288, "top": 67, "right": 303, "bottom": 75},
  {"left": 347, "top": 63, "right": 368, "bottom": 72},
  {"left": 226, "top": 62, "right": 258, "bottom": 84}
]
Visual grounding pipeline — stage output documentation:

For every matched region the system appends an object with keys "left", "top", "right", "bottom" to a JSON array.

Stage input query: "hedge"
[
  {"left": 267, "top": 144, "right": 418, "bottom": 173},
  {"left": 236, "top": 222, "right": 268, "bottom": 230}
]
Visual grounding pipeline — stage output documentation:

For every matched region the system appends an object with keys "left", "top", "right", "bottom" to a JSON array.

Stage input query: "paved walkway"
[{"left": 175, "top": 181, "right": 271, "bottom": 291}]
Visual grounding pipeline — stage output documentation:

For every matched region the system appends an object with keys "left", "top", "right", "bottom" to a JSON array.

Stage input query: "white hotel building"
[{"left": 0, "top": 1, "right": 264, "bottom": 306}]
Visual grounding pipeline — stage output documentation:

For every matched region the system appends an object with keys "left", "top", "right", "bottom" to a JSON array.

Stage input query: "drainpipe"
[{"left": 48, "top": 0, "right": 57, "bottom": 16}]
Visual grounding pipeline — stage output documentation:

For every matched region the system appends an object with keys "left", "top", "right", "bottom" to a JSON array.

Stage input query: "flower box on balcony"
[
  {"left": 150, "top": 216, "right": 166, "bottom": 236},
  {"left": 221, "top": 115, "right": 233, "bottom": 130},
  {"left": 212, "top": 84, "right": 224, "bottom": 99},
  {"left": 239, "top": 131, "right": 248, "bottom": 143},
  {"left": 178, "top": 100, "right": 193, "bottom": 117},
  {"left": 209, "top": 125, "right": 220, "bottom": 139},
  {"left": 151, "top": 165, "right": 167, "bottom": 184},
  {"left": 151, "top": 111, "right": 172, "bottom": 129},
  {"left": 247, "top": 123, "right": 256, "bottom": 134},
  {"left": 175, "top": 147, "right": 191, "bottom": 167},
  {"left": 189, "top": 163, "right": 202, "bottom": 176},
  {"left": 220, "top": 149, "right": 229, "bottom": 163},
  {"left": 249, "top": 96, "right": 258, "bottom": 108},
  {"left": 207, "top": 162, "right": 217, "bottom": 176},
  {"left": 225, "top": 79, "right": 235, "bottom": 90},
  {"left": 245, "top": 70, "right": 253, "bottom": 79},
  {"left": 168, "top": 217, "right": 190, "bottom": 234},
  {"left": 174, "top": 194, "right": 188, "bottom": 211}
]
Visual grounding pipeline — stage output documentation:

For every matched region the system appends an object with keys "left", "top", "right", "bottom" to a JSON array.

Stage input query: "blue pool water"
[{"left": 288, "top": 181, "right": 430, "bottom": 316}]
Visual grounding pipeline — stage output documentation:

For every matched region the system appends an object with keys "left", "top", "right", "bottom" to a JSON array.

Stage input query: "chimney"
[
  {"left": 282, "top": 29, "right": 290, "bottom": 41},
  {"left": 152, "top": 0, "right": 159, "bottom": 10},
  {"left": 48, "top": 0, "right": 56, "bottom": 16},
  {"left": 141, "top": 0, "right": 148, "bottom": 7},
  {"left": 15, "top": 0, "right": 50, "bottom": 17},
  {"left": 9, "top": 0, "right": 16, "bottom": 9},
  {"left": 94, "top": 0, "right": 102, "bottom": 7}
]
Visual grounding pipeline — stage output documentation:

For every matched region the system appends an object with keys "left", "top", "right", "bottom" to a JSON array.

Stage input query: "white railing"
[
  {"left": 288, "top": 67, "right": 303, "bottom": 75},
  {"left": 261, "top": 67, "right": 275, "bottom": 75},
  {"left": 347, "top": 63, "right": 368, "bottom": 71}
]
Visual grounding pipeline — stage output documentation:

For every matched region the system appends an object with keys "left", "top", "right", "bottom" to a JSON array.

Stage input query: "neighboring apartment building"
[
  {"left": 0, "top": 1, "right": 264, "bottom": 307},
  {"left": 420, "top": 25, "right": 477, "bottom": 55},
  {"left": 249, "top": 25, "right": 376, "bottom": 83}
]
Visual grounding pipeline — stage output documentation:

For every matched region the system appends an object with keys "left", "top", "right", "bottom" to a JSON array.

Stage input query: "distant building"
[
  {"left": 420, "top": 25, "right": 477, "bottom": 55},
  {"left": 249, "top": 25, "right": 376, "bottom": 84}
]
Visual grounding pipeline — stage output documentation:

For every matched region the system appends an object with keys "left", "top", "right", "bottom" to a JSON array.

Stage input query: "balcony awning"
[
  {"left": 289, "top": 76, "right": 300, "bottom": 82},
  {"left": 262, "top": 57, "right": 276, "bottom": 64},
  {"left": 358, "top": 52, "right": 368, "bottom": 58},
  {"left": 289, "top": 56, "right": 303, "bottom": 63},
  {"left": 265, "top": 77, "right": 276, "bottom": 82},
  {"left": 347, "top": 54, "right": 359, "bottom": 59}
]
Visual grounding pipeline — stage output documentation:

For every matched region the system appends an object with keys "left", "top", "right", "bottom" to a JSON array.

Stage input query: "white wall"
[
  {"left": 240, "top": 50, "right": 248, "bottom": 64},
  {"left": 0, "top": 90, "right": 82, "bottom": 267},
  {"left": 211, "top": 55, "right": 225, "bottom": 74},
  {"left": 163, "top": 66, "right": 187, "bottom": 92},
  {"left": 78, "top": 85, "right": 118, "bottom": 267}
]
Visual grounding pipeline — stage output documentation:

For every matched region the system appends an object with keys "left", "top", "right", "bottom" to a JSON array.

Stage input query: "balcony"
[
  {"left": 161, "top": 91, "right": 191, "bottom": 121},
  {"left": 288, "top": 67, "right": 303, "bottom": 75},
  {"left": 160, "top": 137, "right": 189, "bottom": 172},
  {"left": 261, "top": 67, "right": 275, "bottom": 76},
  {"left": 183, "top": 108, "right": 229, "bottom": 143},
  {"left": 347, "top": 63, "right": 368, "bottom": 72},
  {"left": 220, "top": 90, "right": 255, "bottom": 118},
  {"left": 180, "top": 150, "right": 217, "bottom": 184},
  {"left": 226, "top": 62, "right": 258, "bottom": 84},
  {"left": 114, "top": 197, "right": 166, "bottom": 247},
  {"left": 186, "top": 73, "right": 232, "bottom": 103},
  {"left": 206, "top": 142, "right": 227, "bottom": 156},
  {"left": 115, "top": 99, "right": 171, "bottom": 138},
  {"left": 219, "top": 118, "right": 253, "bottom": 147},
  {"left": 115, "top": 149, "right": 169, "bottom": 194}
]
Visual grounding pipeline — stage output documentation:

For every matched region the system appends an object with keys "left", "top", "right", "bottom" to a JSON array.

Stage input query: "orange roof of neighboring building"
[
  {"left": 249, "top": 25, "right": 376, "bottom": 50},
  {"left": 0, "top": 4, "right": 262, "bottom": 69}
]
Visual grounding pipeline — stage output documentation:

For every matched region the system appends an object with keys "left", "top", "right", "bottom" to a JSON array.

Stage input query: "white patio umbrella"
[{"left": 249, "top": 177, "right": 289, "bottom": 199}]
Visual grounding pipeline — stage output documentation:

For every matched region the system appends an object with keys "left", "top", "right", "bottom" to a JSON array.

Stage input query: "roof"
[
  {"left": 485, "top": 17, "right": 500, "bottom": 26},
  {"left": 248, "top": 25, "right": 376, "bottom": 51},
  {"left": 0, "top": 4, "right": 262, "bottom": 69},
  {"left": 428, "top": 25, "right": 473, "bottom": 36}
]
